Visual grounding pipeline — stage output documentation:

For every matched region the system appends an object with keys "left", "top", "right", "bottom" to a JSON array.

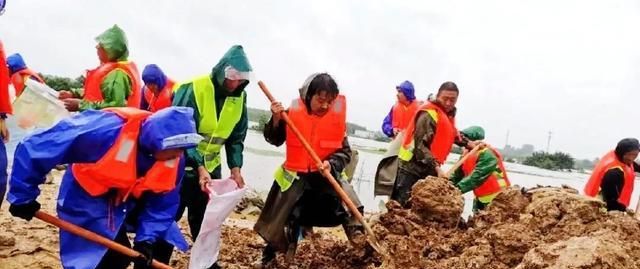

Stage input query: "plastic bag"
[{"left": 189, "top": 178, "right": 247, "bottom": 269}]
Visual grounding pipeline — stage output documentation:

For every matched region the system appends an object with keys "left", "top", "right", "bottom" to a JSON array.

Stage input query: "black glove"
[
  {"left": 133, "top": 241, "right": 154, "bottom": 269},
  {"left": 9, "top": 201, "right": 41, "bottom": 221}
]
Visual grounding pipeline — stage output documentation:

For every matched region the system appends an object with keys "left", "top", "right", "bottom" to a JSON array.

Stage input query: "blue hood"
[
  {"left": 139, "top": 107, "right": 202, "bottom": 153},
  {"left": 396, "top": 80, "right": 416, "bottom": 101},
  {"left": 142, "top": 64, "right": 168, "bottom": 90},
  {"left": 6, "top": 53, "right": 27, "bottom": 75}
]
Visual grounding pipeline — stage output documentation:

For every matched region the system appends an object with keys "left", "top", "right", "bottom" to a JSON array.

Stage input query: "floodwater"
[
  {"left": 232, "top": 130, "right": 640, "bottom": 217},
  {"left": 6, "top": 124, "right": 639, "bottom": 218}
]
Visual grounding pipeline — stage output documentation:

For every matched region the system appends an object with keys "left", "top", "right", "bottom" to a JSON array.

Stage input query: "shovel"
[
  {"left": 257, "top": 81, "right": 393, "bottom": 265},
  {"left": 443, "top": 144, "right": 483, "bottom": 178},
  {"left": 34, "top": 211, "right": 173, "bottom": 269}
]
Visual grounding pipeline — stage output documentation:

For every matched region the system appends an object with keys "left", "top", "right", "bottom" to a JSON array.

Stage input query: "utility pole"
[
  {"left": 505, "top": 130, "right": 510, "bottom": 148},
  {"left": 546, "top": 131, "right": 552, "bottom": 153}
]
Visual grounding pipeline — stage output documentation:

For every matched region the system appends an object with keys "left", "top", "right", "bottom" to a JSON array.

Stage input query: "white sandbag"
[{"left": 189, "top": 178, "right": 247, "bottom": 269}]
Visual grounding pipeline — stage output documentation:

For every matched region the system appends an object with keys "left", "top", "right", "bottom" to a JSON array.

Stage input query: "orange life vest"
[
  {"left": 84, "top": 62, "right": 141, "bottom": 108},
  {"left": 284, "top": 95, "right": 347, "bottom": 172},
  {"left": 584, "top": 151, "right": 635, "bottom": 207},
  {"left": 400, "top": 101, "right": 458, "bottom": 164},
  {"left": 143, "top": 79, "right": 175, "bottom": 112},
  {"left": 461, "top": 146, "right": 511, "bottom": 198},
  {"left": 10, "top": 68, "right": 44, "bottom": 97},
  {"left": 0, "top": 41, "right": 11, "bottom": 114},
  {"left": 391, "top": 100, "right": 420, "bottom": 131},
  {"left": 72, "top": 107, "right": 181, "bottom": 201}
]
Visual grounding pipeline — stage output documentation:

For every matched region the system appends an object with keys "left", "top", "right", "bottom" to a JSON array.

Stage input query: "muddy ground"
[{"left": 2, "top": 175, "right": 640, "bottom": 269}]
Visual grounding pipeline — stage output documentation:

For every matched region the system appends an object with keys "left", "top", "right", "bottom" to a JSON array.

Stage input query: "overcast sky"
[{"left": 1, "top": 0, "right": 639, "bottom": 159}]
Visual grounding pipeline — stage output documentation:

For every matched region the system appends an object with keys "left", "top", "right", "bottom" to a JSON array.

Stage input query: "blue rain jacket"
[{"left": 7, "top": 107, "right": 199, "bottom": 269}]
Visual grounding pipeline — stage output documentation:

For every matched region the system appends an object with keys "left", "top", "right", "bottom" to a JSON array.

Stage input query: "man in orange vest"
[
  {"left": 6, "top": 53, "right": 45, "bottom": 97},
  {"left": 7, "top": 106, "right": 202, "bottom": 269},
  {"left": 381, "top": 80, "right": 420, "bottom": 138},
  {"left": 584, "top": 138, "right": 640, "bottom": 212},
  {"left": 253, "top": 73, "right": 363, "bottom": 267},
  {"left": 391, "top": 81, "right": 475, "bottom": 206},
  {"left": 59, "top": 25, "right": 141, "bottom": 112},
  {"left": 449, "top": 126, "right": 510, "bottom": 212},
  {"left": 140, "top": 64, "right": 174, "bottom": 112}
]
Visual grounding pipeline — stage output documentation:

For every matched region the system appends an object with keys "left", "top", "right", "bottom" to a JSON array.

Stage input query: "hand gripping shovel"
[
  {"left": 443, "top": 144, "right": 483, "bottom": 179},
  {"left": 34, "top": 211, "right": 173, "bottom": 269},
  {"left": 258, "top": 81, "right": 393, "bottom": 267}
]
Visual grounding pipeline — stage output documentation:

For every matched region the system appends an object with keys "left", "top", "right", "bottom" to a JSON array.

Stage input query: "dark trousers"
[
  {"left": 154, "top": 166, "right": 221, "bottom": 264},
  {"left": 390, "top": 169, "right": 423, "bottom": 206},
  {"left": 95, "top": 226, "right": 132, "bottom": 269}
]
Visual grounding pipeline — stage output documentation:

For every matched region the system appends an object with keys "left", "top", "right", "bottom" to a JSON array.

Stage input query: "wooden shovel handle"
[{"left": 35, "top": 211, "right": 173, "bottom": 269}]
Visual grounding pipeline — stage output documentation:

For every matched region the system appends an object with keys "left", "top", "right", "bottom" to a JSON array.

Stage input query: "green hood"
[
  {"left": 95, "top": 24, "right": 129, "bottom": 62},
  {"left": 461, "top": 126, "right": 485, "bottom": 141},
  {"left": 211, "top": 45, "right": 252, "bottom": 95}
]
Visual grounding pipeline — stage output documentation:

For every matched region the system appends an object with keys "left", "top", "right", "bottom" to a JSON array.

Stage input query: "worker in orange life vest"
[
  {"left": 7, "top": 106, "right": 202, "bottom": 269},
  {"left": 391, "top": 81, "right": 477, "bottom": 206},
  {"left": 6, "top": 53, "right": 45, "bottom": 97},
  {"left": 140, "top": 64, "right": 174, "bottom": 112},
  {"left": 253, "top": 73, "right": 363, "bottom": 267},
  {"left": 381, "top": 80, "right": 421, "bottom": 138},
  {"left": 449, "top": 126, "right": 511, "bottom": 212},
  {"left": 59, "top": 25, "right": 141, "bottom": 112},
  {"left": 584, "top": 138, "right": 639, "bottom": 212}
]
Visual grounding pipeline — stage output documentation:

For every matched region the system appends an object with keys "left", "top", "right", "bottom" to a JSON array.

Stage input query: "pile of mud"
[
  {"left": 4, "top": 175, "right": 640, "bottom": 268},
  {"left": 225, "top": 177, "right": 640, "bottom": 268}
]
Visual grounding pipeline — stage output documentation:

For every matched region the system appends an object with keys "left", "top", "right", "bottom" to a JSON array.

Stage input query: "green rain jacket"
[
  {"left": 450, "top": 126, "right": 500, "bottom": 193},
  {"left": 172, "top": 45, "right": 252, "bottom": 172},
  {"left": 76, "top": 25, "right": 134, "bottom": 111}
]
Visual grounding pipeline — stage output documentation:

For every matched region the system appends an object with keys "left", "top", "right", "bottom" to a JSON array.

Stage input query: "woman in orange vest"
[
  {"left": 584, "top": 138, "right": 640, "bottom": 212},
  {"left": 450, "top": 126, "right": 511, "bottom": 212},
  {"left": 59, "top": 25, "right": 141, "bottom": 112},
  {"left": 381, "top": 80, "right": 421, "bottom": 138},
  {"left": 7, "top": 106, "right": 202, "bottom": 269},
  {"left": 390, "top": 81, "right": 475, "bottom": 206},
  {"left": 253, "top": 73, "right": 363, "bottom": 267},
  {"left": 140, "top": 64, "right": 174, "bottom": 112},
  {"left": 6, "top": 53, "right": 45, "bottom": 97}
]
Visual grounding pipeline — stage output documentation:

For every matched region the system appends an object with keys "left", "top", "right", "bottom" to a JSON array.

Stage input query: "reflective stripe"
[
  {"left": 426, "top": 109, "right": 439, "bottom": 123},
  {"left": 398, "top": 141, "right": 414, "bottom": 161},
  {"left": 115, "top": 139, "right": 135, "bottom": 162},
  {"left": 477, "top": 176, "right": 509, "bottom": 203},
  {"left": 200, "top": 134, "right": 227, "bottom": 145},
  {"left": 274, "top": 166, "right": 299, "bottom": 192},
  {"left": 164, "top": 159, "right": 178, "bottom": 168},
  {"left": 203, "top": 152, "right": 220, "bottom": 162}
]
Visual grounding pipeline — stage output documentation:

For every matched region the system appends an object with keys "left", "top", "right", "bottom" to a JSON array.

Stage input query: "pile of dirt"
[
  {"left": 231, "top": 179, "right": 640, "bottom": 268},
  {"left": 409, "top": 176, "right": 464, "bottom": 228},
  {"left": 5, "top": 173, "right": 640, "bottom": 269},
  {"left": 516, "top": 230, "right": 640, "bottom": 269}
]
